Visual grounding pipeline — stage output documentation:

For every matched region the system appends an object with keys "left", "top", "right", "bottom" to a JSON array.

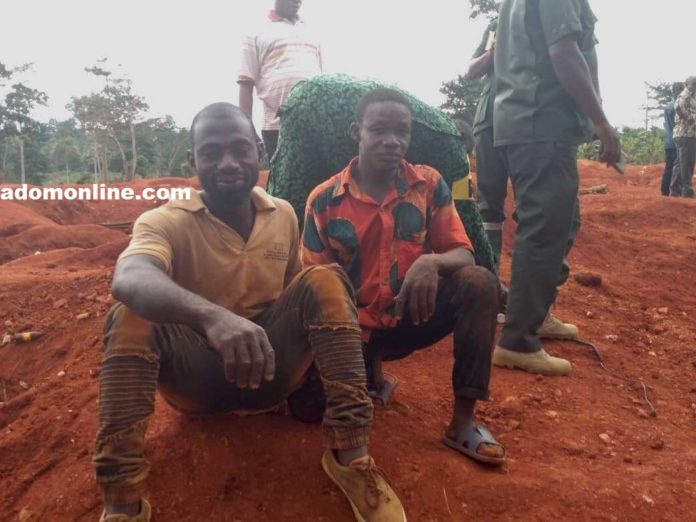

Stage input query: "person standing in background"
[
  {"left": 670, "top": 77, "right": 696, "bottom": 198},
  {"left": 661, "top": 83, "right": 684, "bottom": 196},
  {"left": 466, "top": 19, "right": 508, "bottom": 272},
  {"left": 492, "top": 0, "right": 621, "bottom": 376},
  {"left": 238, "top": 0, "right": 323, "bottom": 159}
]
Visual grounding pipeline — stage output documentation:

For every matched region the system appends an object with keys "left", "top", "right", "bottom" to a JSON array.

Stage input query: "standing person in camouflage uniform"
[
  {"left": 491, "top": 0, "right": 621, "bottom": 376},
  {"left": 466, "top": 19, "right": 508, "bottom": 272},
  {"left": 670, "top": 77, "right": 696, "bottom": 198}
]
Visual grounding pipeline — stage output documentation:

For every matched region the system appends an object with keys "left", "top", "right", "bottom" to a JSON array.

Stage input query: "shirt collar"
[
  {"left": 169, "top": 187, "right": 277, "bottom": 213},
  {"left": 333, "top": 158, "right": 426, "bottom": 199}
]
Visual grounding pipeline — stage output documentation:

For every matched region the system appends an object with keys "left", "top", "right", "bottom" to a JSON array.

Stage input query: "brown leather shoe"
[{"left": 322, "top": 450, "right": 406, "bottom": 521}]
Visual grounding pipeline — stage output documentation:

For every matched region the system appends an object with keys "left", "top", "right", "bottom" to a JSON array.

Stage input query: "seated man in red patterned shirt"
[{"left": 302, "top": 89, "right": 506, "bottom": 465}]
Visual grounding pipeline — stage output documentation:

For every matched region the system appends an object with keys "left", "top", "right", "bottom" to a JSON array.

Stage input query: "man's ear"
[
  {"left": 349, "top": 122, "right": 360, "bottom": 143},
  {"left": 187, "top": 151, "right": 196, "bottom": 173}
]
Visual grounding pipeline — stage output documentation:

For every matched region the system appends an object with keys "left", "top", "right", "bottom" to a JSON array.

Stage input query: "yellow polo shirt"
[{"left": 118, "top": 187, "right": 302, "bottom": 319}]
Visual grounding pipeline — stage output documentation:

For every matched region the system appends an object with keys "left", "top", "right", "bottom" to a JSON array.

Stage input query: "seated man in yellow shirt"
[{"left": 94, "top": 103, "right": 405, "bottom": 522}]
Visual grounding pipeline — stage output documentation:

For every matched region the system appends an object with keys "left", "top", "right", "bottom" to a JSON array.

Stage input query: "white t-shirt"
[{"left": 238, "top": 12, "right": 323, "bottom": 131}]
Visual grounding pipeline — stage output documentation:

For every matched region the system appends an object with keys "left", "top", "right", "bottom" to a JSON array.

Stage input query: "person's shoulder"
[
  {"left": 134, "top": 203, "right": 185, "bottom": 229},
  {"left": 252, "top": 188, "right": 300, "bottom": 234},
  {"left": 411, "top": 164, "right": 455, "bottom": 206},
  {"left": 269, "top": 193, "right": 297, "bottom": 220},
  {"left": 412, "top": 164, "right": 446, "bottom": 183},
  {"left": 307, "top": 172, "right": 342, "bottom": 205}
]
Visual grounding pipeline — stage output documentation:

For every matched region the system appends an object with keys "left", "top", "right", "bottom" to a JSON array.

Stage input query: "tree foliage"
[
  {"left": 0, "top": 62, "right": 48, "bottom": 183},
  {"left": 469, "top": 0, "right": 500, "bottom": 19},
  {"left": 579, "top": 127, "right": 665, "bottom": 165},
  {"left": 68, "top": 61, "right": 148, "bottom": 182},
  {"left": 646, "top": 82, "right": 675, "bottom": 109},
  {"left": 440, "top": 75, "right": 484, "bottom": 125},
  {"left": 0, "top": 59, "right": 194, "bottom": 185}
]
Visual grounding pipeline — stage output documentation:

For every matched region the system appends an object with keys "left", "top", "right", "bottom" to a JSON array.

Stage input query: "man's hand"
[
  {"left": 594, "top": 121, "right": 621, "bottom": 166},
  {"left": 201, "top": 308, "right": 275, "bottom": 389},
  {"left": 394, "top": 255, "right": 439, "bottom": 325}
]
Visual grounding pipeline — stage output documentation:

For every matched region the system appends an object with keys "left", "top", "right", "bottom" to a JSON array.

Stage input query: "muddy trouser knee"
[
  {"left": 258, "top": 264, "right": 373, "bottom": 449},
  {"left": 93, "top": 265, "right": 372, "bottom": 504},
  {"left": 497, "top": 141, "right": 580, "bottom": 353},
  {"left": 475, "top": 128, "right": 508, "bottom": 271},
  {"left": 366, "top": 266, "right": 498, "bottom": 401}
]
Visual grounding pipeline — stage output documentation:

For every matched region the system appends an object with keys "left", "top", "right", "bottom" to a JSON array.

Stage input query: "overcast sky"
[{"left": 1, "top": 0, "right": 693, "bottom": 131}]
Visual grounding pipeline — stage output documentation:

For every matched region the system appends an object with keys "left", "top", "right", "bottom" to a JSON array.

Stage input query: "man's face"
[
  {"left": 687, "top": 79, "right": 696, "bottom": 92},
  {"left": 275, "top": 0, "right": 302, "bottom": 20},
  {"left": 354, "top": 101, "right": 412, "bottom": 176},
  {"left": 189, "top": 112, "right": 260, "bottom": 205}
]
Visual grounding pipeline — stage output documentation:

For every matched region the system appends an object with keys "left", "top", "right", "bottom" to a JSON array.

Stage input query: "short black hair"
[
  {"left": 673, "top": 82, "right": 685, "bottom": 96},
  {"left": 189, "top": 102, "right": 257, "bottom": 149},
  {"left": 356, "top": 88, "right": 412, "bottom": 122}
]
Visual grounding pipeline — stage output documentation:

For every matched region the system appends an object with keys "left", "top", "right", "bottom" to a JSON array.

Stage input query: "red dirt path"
[{"left": 1, "top": 163, "right": 695, "bottom": 521}]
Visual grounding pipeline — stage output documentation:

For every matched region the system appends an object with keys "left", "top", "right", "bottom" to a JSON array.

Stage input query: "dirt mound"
[
  {"left": 2, "top": 237, "right": 131, "bottom": 272},
  {"left": 0, "top": 202, "right": 56, "bottom": 237},
  {"left": 1, "top": 163, "right": 695, "bottom": 521},
  {"left": 0, "top": 225, "right": 126, "bottom": 265}
]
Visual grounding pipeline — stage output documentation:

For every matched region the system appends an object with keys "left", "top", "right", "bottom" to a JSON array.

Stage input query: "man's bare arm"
[
  {"left": 112, "top": 254, "right": 219, "bottom": 329},
  {"left": 431, "top": 246, "right": 475, "bottom": 275},
  {"left": 395, "top": 247, "right": 474, "bottom": 324},
  {"left": 466, "top": 49, "right": 494, "bottom": 80},
  {"left": 112, "top": 255, "right": 275, "bottom": 389},
  {"left": 238, "top": 81, "right": 255, "bottom": 121},
  {"left": 548, "top": 35, "right": 620, "bottom": 164}
]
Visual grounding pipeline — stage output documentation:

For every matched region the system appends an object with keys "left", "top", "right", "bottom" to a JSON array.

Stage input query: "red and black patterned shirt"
[{"left": 302, "top": 158, "right": 472, "bottom": 339}]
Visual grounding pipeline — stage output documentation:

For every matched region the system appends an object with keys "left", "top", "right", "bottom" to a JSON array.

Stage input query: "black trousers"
[
  {"left": 364, "top": 266, "right": 498, "bottom": 401},
  {"left": 497, "top": 141, "right": 580, "bottom": 353},
  {"left": 262, "top": 130, "right": 280, "bottom": 160},
  {"left": 662, "top": 148, "right": 677, "bottom": 196}
]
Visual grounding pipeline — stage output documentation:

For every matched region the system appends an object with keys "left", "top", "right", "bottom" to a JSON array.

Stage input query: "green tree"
[
  {"left": 0, "top": 62, "right": 48, "bottom": 184},
  {"left": 469, "top": 0, "right": 500, "bottom": 19},
  {"left": 68, "top": 61, "right": 149, "bottom": 182},
  {"left": 102, "top": 76, "right": 148, "bottom": 181},
  {"left": 647, "top": 82, "right": 675, "bottom": 109},
  {"left": 68, "top": 92, "right": 112, "bottom": 182},
  {"left": 146, "top": 116, "right": 189, "bottom": 178},
  {"left": 49, "top": 133, "right": 82, "bottom": 183},
  {"left": 579, "top": 126, "right": 664, "bottom": 165},
  {"left": 440, "top": 75, "right": 484, "bottom": 125},
  {"left": 637, "top": 81, "right": 684, "bottom": 130}
]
